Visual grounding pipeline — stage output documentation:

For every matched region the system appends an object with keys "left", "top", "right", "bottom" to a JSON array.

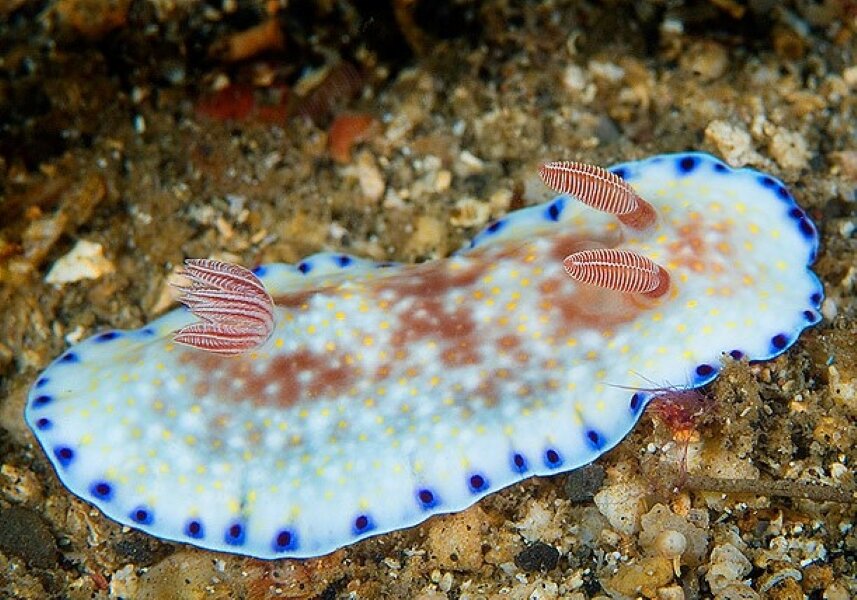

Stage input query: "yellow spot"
[
  {"left": 335, "top": 311, "right": 345, "bottom": 321},
  {"left": 775, "top": 260, "right": 787, "bottom": 271},
  {"left": 152, "top": 400, "right": 164, "bottom": 411},
  {"left": 196, "top": 465, "right": 207, "bottom": 474},
  {"left": 686, "top": 300, "right": 698, "bottom": 309},
  {"left": 651, "top": 312, "right": 663, "bottom": 322},
  {"left": 80, "top": 433, "right": 92, "bottom": 446},
  {"left": 363, "top": 336, "right": 374, "bottom": 347},
  {"left": 136, "top": 464, "right": 148, "bottom": 475},
  {"left": 306, "top": 325, "right": 317, "bottom": 334},
  {"left": 566, "top": 338, "right": 577, "bottom": 347}
]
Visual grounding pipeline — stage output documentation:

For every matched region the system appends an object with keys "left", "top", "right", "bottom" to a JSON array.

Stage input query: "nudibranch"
[{"left": 26, "top": 152, "right": 822, "bottom": 558}]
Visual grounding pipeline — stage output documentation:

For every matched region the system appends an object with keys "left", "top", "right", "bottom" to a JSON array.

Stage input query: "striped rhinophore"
[
  {"left": 172, "top": 259, "right": 275, "bottom": 355},
  {"left": 563, "top": 248, "right": 669, "bottom": 298}
]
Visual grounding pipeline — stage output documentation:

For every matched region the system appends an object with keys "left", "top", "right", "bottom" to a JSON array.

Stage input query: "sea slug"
[{"left": 26, "top": 152, "right": 822, "bottom": 558}]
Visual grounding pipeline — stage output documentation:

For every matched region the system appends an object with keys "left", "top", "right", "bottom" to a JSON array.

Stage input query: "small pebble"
[
  {"left": 564, "top": 463, "right": 605, "bottom": 502},
  {"left": 514, "top": 541, "right": 560, "bottom": 572},
  {"left": 0, "top": 506, "right": 58, "bottom": 569}
]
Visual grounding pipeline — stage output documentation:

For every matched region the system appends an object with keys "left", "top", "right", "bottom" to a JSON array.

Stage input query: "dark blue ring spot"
[
  {"left": 353, "top": 514, "right": 373, "bottom": 534},
  {"left": 225, "top": 523, "right": 245, "bottom": 546},
  {"left": 35, "top": 417, "right": 52, "bottom": 430},
  {"left": 91, "top": 481, "right": 113, "bottom": 500},
  {"left": 468, "top": 474, "right": 488, "bottom": 493},
  {"left": 802, "top": 310, "right": 816, "bottom": 322},
  {"left": 131, "top": 507, "right": 153, "bottom": 525},
  {"left": 140, "top": 327, "right": 155, "bottom": 336},
  {"left": 417, "top": 488, "right": 438, "bottom": 509},
  {"left": 297, "top": 262, "right": 311, "bottom": 274},
  {"left": 713, "top": 162, "right": 728, "bottom": 173},
  {"left": 776, "top": 185, "right": 790, "bottom": 201},
  {"left": 810, "top": 292, "right": 822, "bottom": 306},
  {"left": 695, "top": 364, "right": 715, "bottom": 378},
  {"left": 586, "top": 430, "right": 603, "bottom": 449},
  {"left": 96, "top": 331, "right": 120, "bottom": 342},
  {"left": 337, "top": 255, "right": 353, "bottom": 267},
  {"left": 33, "top": 395, "right": 52, "bottom": 408},
  {"left": 630, "top": 393, "right": 643, "bottom": 412},
  {"left": 544, "top": 449, "right": 563, "bottom": 468},
  {"left": 799, "top": 219, "right": 815, "bottom": 238},
  {"left": 54, "top": 446, "right": 74, "bottom": 467},
  {"left": 486, "top": 220, "right": 505, "bottom": 234},
  {"left": 771, "top": 334, "right": 788, "bottom": 350},
  {"left": 759, "top": 175, "right": 777, "bottom": 188},
  {"left": 512, "top": 453, "right": 528, "bottom": 473},
  {"left": 35, "top": 377, "right": 49, "bottom": 388},
  {"left": 611, "top": 167, "right": 628, "bottom": 180},
  {"left": 185, "top": 520, "right": 204, "bottom": 539},
  {"left": 729, "top": 349, "right": 744, "bottom": 360},
  {"left": 678, "top": 156, "right": 698, "bottom": 173},
  {"left": 273, "top": 529, "right": 296, "bottom": 551},
  {"left": 789, "top": 208, "right": 804, "bottom": 219},
  {"left": 60, "top": 352, "right": 79, "bottom": 364},
  {"left": 545, "top": 198, "right": 565, "bottom": 222},
  {"left": 252, "top": 265, "right": 267, "bottom": 277}
]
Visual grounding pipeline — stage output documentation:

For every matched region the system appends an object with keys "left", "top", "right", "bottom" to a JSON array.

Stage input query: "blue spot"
[
  {"left": 789, "top": 207, "right": 804, "bottom": 220},
  {"left": 33, "top": 395, "right": 52, "bottom": 408},
  {"left": 297, "top": 261, "right": 312, "bottom": 274},
  {"left": 60, "top": 352, "right": 79, "bottom": 364},
  {"left": 485, "top": 219, "right": 506, "bottom": 235},
  {"left": 695, "top": 364, "right": 715, "bottom": 378},
  {"left": 35, "top": 418, "right": 52, "bottom": 430},
  {"left": 95, "top": 331, "right": 120, "bottom": 342},
  {"left": 90, "top": 481, "right": 113, "bottom": 501},
  {"left": 677, "top": 156, "right": 698, "bottom": 174},
  {"left": 185, "top": 520, "right": 204, "bottom": 539},
  {"left": 417, "top": 488, "right": 439, "bottom": 510},
  {"left": 771, "top": 333, "right": 789, "bottom": 351},
  {"left": 353, "top": 514, "right": 374, "bottom": 535},
  {"left": 273, "top": 529, "right": 297, "bottom": 552},
  {"left": 630, "top": 393, "right": 644, "bottom": 413},
  {"left": 130, "top": 507, "right": 153, "bottom": 525},
  {"left": 35, "top": 377, "right": 49, "bottom": 388},
  {"left": 544, "top": 449, "right": 563, "bottom": 468},
  {"left": 803, "top": 310, "right": 817, "bottom": 322},
  {"left": 140, "top": 327, "right": 155, "bottom": 337},
  {"left": 729, "top": 349, "right": 744, "bottom": 360},
  {"left": 544, "top": 198, "right": 565, "bottom": 222},
  {"left": 225, "top": 522, "right": 245, "bottom": 546},
  {"left": 468, "top": 473, "right": 489, "bottom": 493},
  {"left": 798, "top": 218, "right": 815, "bottom": 238},
  {"left": 611, "top": 167, "right": 628, "bottom": 180},
  {"left": 54, "top": 446, "right": 74, "bottom": 467},
  {"left": 336, "top": 255, "right": 353, "bottom": 267},
  {"left": 713, "top": 162, "right": 728, "bottom": 173},
  {"left": 810, "top": 292, "right": 822, "bottom": 306},
  {"left": 776, "top": 185, "right": 790, "bottom": 201},
  {"left": 586, "top": 430, "right": 603, "bottom": 450},
  {"left": 759, "top": 175, "right": 778, "bottom": 189},
  {"left": 252, "top": 265, "right": 267, "bottom": 277},
  {"left": 511, "top": 453, "right": 528, "bottom": 474}
]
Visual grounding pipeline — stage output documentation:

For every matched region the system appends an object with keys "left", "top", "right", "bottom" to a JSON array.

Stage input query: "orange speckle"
[{"left": 328, "top": 113, "right": 378, "bottom": 164}]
